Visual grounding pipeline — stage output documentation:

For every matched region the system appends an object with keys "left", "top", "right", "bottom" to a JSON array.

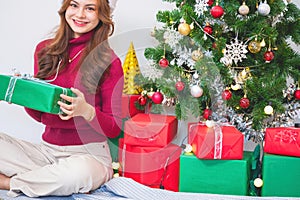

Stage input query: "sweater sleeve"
[{"left": 88, "top": 55, "right": 124, "bottom": 138}]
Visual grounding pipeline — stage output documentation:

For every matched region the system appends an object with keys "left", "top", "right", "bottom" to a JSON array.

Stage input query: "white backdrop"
[{"left": 0, "top": 0, "right": 299, "bottom": 143}]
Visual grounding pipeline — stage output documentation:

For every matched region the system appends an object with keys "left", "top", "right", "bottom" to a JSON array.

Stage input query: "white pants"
[{"left": 0, "top": 132, "right": 113, "bottom": 197}]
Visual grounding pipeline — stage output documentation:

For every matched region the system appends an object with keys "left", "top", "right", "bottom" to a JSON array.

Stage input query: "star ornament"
[{"left": 224, "top": 37, "right": 248, "bottom": 65}]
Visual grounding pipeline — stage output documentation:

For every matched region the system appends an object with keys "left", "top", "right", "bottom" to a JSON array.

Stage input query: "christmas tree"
[{"left": 135, "top": 0, "right": 300, "bottom": 142}]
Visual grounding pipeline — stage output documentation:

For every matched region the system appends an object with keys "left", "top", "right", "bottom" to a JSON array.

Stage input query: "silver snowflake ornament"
[
  {"left": 194, "top": 0, "right": 209, "bottom": 17},
  {"left": 224, "top": 37, "right": 248, "bottom": 65}
]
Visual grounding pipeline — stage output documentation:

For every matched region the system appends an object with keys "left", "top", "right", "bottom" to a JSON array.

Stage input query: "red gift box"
[
  {"left": 188, "top": 123, "right": 244, "bottom": 159},
  {"left": 124, "top": 113, "right": 178, "bottom": 147},
  {"left": 122, "top": 94, "right": 144, "bottom": 118},
  {"left": 118, "top": 139, "right": 181, "bottom": 191},
  {"left": 264, "top": 127, "right": 300, "bottom": 157}
]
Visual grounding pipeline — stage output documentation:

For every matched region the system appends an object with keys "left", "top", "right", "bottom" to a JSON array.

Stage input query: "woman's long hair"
[{"left": 35, "top": 0, "right": 114, "bottom": 94}]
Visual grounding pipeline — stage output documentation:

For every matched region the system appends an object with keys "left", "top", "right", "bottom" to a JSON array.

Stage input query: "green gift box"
[
  {"left": 261, "top": 153, "right": 300, "bottom": 197},
  {"left": 0, "top": 74, "right": 73, "bottom": 114},
  {"left": 179, "top": 152, "right": 253, "bottom": 195}
]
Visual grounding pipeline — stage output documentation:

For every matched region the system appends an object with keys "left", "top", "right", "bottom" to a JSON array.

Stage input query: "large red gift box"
[
  {"left": 264, "top": 127, "right": 300, "bottom": 157},
  {"left": 188, "top": 123, "right": 244, "bottom": 159},
  {"left": 124, "top": 113, "right": 178, "bottom": 147},
  {"left": 121, "top": 94, "right": 144, "bottom": 118},
  {"left": 118, "top": 139, "right": 181, "bottom": 191}
]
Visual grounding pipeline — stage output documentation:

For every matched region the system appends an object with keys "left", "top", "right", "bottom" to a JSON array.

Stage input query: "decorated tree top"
[
  {"left": 136, "top": 0, "right": 300, "bottom": 141},
  {"left": 123, "top": 42, "right": 143, "bottom": 95}
]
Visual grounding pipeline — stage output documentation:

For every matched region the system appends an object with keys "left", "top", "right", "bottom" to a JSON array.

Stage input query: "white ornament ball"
[
  {"left": 190, "top": 85, "right": 203, "bottom": 98},
  {"left": 193, "top": 73, "right": 199, "bottom": 79},
  {"left": 264, "top": 105, "right": 274, "bottom": 115},
  {"left": 258, "top": 1, "right": 271, "bottom": 16},
  {"left": 239, "top": 3, "right": 250, "bottom": 15},
  {"left": 254, "top": 178, "right": 263, "bottom": 188}
]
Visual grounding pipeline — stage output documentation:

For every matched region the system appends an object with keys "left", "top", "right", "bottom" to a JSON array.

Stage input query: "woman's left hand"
[{"left": 57, "top": 87, "right": 95, "bottom": 121}]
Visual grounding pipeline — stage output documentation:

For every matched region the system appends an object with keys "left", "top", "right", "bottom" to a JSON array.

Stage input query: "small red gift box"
[
  {"left": 124, "top": 113, "right": 178, "bottom": 147},
  {"left": 118, "top": 139, "right": 181, "bottom": 191},
  {"left": 188, "top": 123, "right": 244, "bottom": 159},
  {"left": 264, "top": 127, "right": 300, "bottom": 157},
  {"left": 121, "top": 94, "right": 144, "bottom": 118}
]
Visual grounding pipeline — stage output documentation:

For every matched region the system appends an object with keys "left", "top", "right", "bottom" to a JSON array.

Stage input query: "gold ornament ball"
[
  {"left": 239, "top": 2, "right": 250, "bottom": 15},
  {"left": 264, "top": 105, "right": 274, "bottom": 115},
  {"left": 178, "top": 22, "right": 191, "bottom": 36},
  {"left": 254, "top": 178, "right": 263, "bottom": 188},
  {"left": 192, "top": 49, "right": 204, "bottom": 61},
  {"left": 248, "top": 40, "right": 261, "bottom": 53}
]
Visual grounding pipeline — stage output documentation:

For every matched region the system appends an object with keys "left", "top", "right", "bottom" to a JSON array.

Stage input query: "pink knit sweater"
[{"left": 25, "top": 32, "right": 124, "bottom": 145}]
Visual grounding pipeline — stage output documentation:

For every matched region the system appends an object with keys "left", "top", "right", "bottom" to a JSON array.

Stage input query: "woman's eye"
[
  {"left": 69, "top": 3, "right": 77, "bottom": 8},
  {"left": 86, "top": 7, "right": 95, "bottom": 11}
]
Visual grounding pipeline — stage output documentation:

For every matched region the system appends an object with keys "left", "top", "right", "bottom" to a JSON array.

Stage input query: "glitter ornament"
[
  {"left": 264, "top": 105, "right": 274, "bottom": 115},
  {"left": 138, "top": 95, "right": 147, "bottom": 106},
  {"left": 240, "top": 96, "right": 250, "bottom": 108},
  {"left": 203, "top": 24, "right": 213, "bottom": 35},
  {"left": 192, "top": 49, "right": 204, "bottom": 61},
  {"left": 210, "top": 4, "right": 224, "bottom": 18},
  {"left": 190, "top": 85, "right": 203, "bottom": 97},
  {"left": 264, "top": 50, "right": 274, "bottom": 63},
  {"left": 258, "top": 1, "right": 271, "bottom": 16},
  {"left": 294, "top": 89, "right": 300, "bottom": 100},
  {"left": 248, "top": 40, "right": 261, "bottom": 53},
  {"left": 159, "top": 57, "right": 169, "bottom": 68},
  {"left": 239, "top": 2, "right": 250, "bottom": 15},
  {"left": 178, "top": 22, "right": 191, "bottom": 36},
  {"left": 151, "top": 91, "right": 164, "bottom": 104},
  {"left": 222, "top": 89, "right": 232, "bottom": 100}
]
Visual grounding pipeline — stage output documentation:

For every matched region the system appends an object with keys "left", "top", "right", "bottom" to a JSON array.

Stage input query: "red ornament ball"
[
  {"left": 210, "top": 5, "right": 224, "bottom": 18},
  {"left": 175, "top": 81, "right": 185, "bottom": 91},
  {"left": 159, "top": 57, "right": 169, "bottom": 68},
  {"left": 203, "top": 108, "right": 212, "bottom": 120},
  {"left": 207, "top": 0, "right": 214, "bottom": 6},
  {"left": 264, "top": 51, "right": 274, "bottom": 63},
  {"left": 152, "top": 91, "right": 164, "bottom": 104},
  {"left": 222, "top": 89, "right": 232, "bottom": 100},
  {"left": 203, "top": 25, "right": 213, "bottom": 35},
  {"left": 138, "top": 96, "right": 147, "bottom": 106},
  {"left": 294, "top": 89, "right": 300, "bottom": 100},
  {"left": 239, "top": 97, "right": 250, "bottom": 109}
]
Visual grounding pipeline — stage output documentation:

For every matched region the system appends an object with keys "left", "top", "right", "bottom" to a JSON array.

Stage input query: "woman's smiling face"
[{"left": 65, "top": 0, "right": 100, "bottom": 38}]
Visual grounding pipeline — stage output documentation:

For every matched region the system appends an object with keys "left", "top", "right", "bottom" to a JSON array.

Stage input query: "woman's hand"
[{"left": 57, "top": 87, "right": 95, "bottom": 121}]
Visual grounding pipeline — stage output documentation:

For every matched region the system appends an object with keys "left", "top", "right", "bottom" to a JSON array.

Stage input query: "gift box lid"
[{"left": 124, "top": 113, "right": 178, "bottom": 139}]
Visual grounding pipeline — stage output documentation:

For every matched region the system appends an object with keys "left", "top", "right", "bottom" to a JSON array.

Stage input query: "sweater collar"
[{"left": 69, "top": 30, "right": 94, "bottom": 46}]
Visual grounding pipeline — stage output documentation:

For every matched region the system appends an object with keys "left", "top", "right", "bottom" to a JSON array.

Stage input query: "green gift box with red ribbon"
[{"left": 0, "top": 74, "right": 73, "bottom": 114}]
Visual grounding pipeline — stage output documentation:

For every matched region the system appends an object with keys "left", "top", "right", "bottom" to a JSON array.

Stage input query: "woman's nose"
[{"left": 75, "top": 8, "right": 86, "bottom": 18}]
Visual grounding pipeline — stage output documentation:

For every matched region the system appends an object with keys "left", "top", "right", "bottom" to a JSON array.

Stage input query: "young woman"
[{"left": 0, "top": 0, "right": 123, "bottom": 197}]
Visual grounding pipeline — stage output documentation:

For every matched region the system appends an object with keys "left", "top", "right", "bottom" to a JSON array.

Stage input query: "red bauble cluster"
[
  {"left": 152, "top": 91, "right": 164, "bottom": 104},
  {"left": 222, "top": 89, "right": 232, "bottom": 100},
  {"left": 294, "top": 89, "right": 300, "bottom": 100},
  {"left": 159, "top": 57, "right": 169, "bottom": 68},
  {"left": 210, "top": 5, "right": 224, "bottom": 18},
  {"left": 264, "top": 50, "right": 274, "bottom": 63},
  {"left": 239, "top": 97, "right": 250, "bottom": 109},
  {"left": 175, "top": 81, "right": 185, "bottom": 92}
]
